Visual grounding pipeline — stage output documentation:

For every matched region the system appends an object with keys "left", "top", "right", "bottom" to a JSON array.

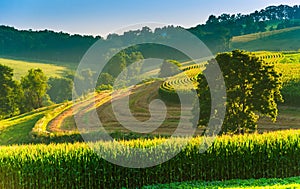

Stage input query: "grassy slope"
[
  {"left": 0, "top": 58, "right": 68, "bottom": 80},
  {"left": 0, "top": 58, "right": 71, "bottom": 145},
  {"left": 280, "top": 52, "right": 300, "bottom": 64},
  {"left": 0, "top": 105, "right": 59, "bottom": 145},
  {"left": 0, "top": 52, "right": 300, "bottom": 145},
  {"left": 1, "top": 86, "right": 299, "bottom": 146},
  {"left": 231, "top": 27, "right": 300, "bottom": 43},
  {"left": 230, "top": 26, "right": 300, "bottom": 51}
]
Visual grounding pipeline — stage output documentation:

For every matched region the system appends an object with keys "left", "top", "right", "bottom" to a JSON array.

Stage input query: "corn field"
[{"left": 1, "top": 130, "right": 300, "bottom": 188}]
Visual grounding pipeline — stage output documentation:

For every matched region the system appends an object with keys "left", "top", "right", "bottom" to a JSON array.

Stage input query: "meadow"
[
  {"left": 1, "top": 51, "right": 300, "bottom": 140},
  {"left": 0, "top": 105, "right": 60, "bottom": 145},
  {"left": 0, "top": 57, "right": 68, "bottom": 80},
  {"left": 230, "top": 26, "right": 300, "bottom": 51}
]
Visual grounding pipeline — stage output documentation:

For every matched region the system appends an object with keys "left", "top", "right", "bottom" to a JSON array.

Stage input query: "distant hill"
[
  {"left": 0, "top": 25, "right": 100, "bottom": 64},
  {"left": 230, "top": 26, "right": 300, "bottom": 51},
  {"left": 0, "top": 4, "right": 300, "bottom": 63},
  {"left": 0, "top": 58, "right": 68, "bottom": 80}
]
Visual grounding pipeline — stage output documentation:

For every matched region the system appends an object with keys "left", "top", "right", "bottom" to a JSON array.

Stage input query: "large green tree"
[
  {"left": 197, "top": 50, "right": 283, "bottom": 134},
  {"left": 21, "top": 68, "right": 49, "bottom": 111},
  {"left": 0, "top": 64, "right": 21, "bottom": 119}
]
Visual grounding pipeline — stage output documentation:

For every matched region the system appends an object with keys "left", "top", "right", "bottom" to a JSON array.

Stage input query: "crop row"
[
  {"left": 160, "top": 52, "right": 300, "bottom": 105},
  {"left": 160, "top": 65, "right": 202, "bottom": 92},
  {"left": 253, "top": 51, "right": 283, "bottom": 60},
  {"left": 1, "top": 130, "right": 300, "bottom": 188},
  {"left": 275, "top": 63, "right": 300, "bottom": 82},
  {"left": 160, "top": 52, "right": 283, "bottom": 95}
]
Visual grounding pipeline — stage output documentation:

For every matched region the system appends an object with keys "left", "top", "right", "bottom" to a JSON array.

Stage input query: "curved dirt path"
[{"left": 47, "top": 92, "right": 111, "bottom": 133}]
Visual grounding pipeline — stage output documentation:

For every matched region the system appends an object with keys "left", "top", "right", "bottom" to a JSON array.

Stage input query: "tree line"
[
  {"left": 0, "top": 64, "right": 97, "bottom": 119},
  {"left": 1, "top": 5, "right": 299, "bottom": 63},
  {"left": 0, "top": 65, "right": 48, "bottom": 119}
]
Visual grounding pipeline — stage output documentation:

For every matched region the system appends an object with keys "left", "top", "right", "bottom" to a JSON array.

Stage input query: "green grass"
[
  {"left": 0, "top": 105, "right": 59, "bottom": 145},
  {"left": 143, "top": 177, "right": 300, "bottom": 189},
  {"left": 0, "top": 58, "right": 68, "bottom": 80},
  {"left": 1, "top": 51, "right": 300, "bottom": 145},
  {"left": 280, "top": 52, "right": 300, "bottom": 64},
  {"left": 279, "top": 106, "right": 300, "bottom": 117},
  {"left": 231, "top": 27, "right": 300, "bottom": 43},
  {"left": 230, "top": 26, "right": 300, "bottom": 51}
]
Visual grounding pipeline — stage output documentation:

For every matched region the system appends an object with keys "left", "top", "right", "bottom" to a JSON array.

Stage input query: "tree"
[
  {"left": 104, "top": 51, "right": 127, "bottom": 78},
  {"left": 47, "top": 77, "right": 73, "bottom": 103},
  {"left": 97, "top": 72, "right": 114, "bottom": 86},
  {"left": 21, "top": 68, "right": 49, "bottom": 111},
  {"left": 96, "top": 72, "right": 114, "bottom": 91},
  {"left": 196, "top": 50, "right": 283, "bottom": 134},
  {"left": 159, "top": 59, "right": 182, "bottom": 77},
  {"left": 206, "top": 15, "right": 219, "bottom": 25},
  {"left": 0, "top": 64, "right": 21, "bottom": 119}
]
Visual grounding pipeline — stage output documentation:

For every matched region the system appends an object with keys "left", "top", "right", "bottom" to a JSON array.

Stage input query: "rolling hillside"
[
  {"left": 0, "top": 58, "right": 68, "bottom": 80},
  {"left": 230, "top": 26, "right": 300, "bottom": 51},
  {"left": 0, "top": 51, "right": 300, "bottom": 146},
  {"left": 2, "top": 4, "right": 300, "bottom": 189}
]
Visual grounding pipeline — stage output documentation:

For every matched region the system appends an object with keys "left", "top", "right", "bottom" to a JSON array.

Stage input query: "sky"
[{"left": 0, "top": 0, "right": 299, "bottom": 37}]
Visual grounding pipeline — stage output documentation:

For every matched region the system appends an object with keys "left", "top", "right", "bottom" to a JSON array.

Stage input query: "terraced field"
[
  {"left": 1, "top": 51, "right": 300, "bottom": 145},
  {"left": 159, "top": 63, "right": 205, "bottom": 93},
  {"left": 157, "top": 51, "right": 300, "bottom": 133},
  {"left": 160, "top": 51, "right": 283, "bottom": 94},
  {"left": 0, "top": 92, "right": 113, "bottom": 144}
]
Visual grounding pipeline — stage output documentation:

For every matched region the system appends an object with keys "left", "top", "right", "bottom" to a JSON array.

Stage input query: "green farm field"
[
  {"left": 3, "top": 3, "right": 300, "bottom": 189},
  {"left": 231, "top": 26, "right": 300, "bottom": 43},
  {"left": 1, "top": 51, "right": 300, "bottom": 189},
  {"left": 230, "top": 26, "right": 300, "bottom": 51},
  {"left": 0, "top": 51, "right": 299, "bottom": 145},
  {"left": 0, "top": 105, "right": 61, "bottom": 145},
  {"left": 2, "top": 130, "right": 300, "bottom": 188},
  {"left": 0, "top": 58, "right": 68, "bottom": 80}
]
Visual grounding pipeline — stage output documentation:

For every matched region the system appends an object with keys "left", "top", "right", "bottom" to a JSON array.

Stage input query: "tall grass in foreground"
[{"left": 1, "top": 130, "right": 300, "bottom": 188}]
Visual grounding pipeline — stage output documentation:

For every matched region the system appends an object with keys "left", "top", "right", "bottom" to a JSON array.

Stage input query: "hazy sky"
[{"left": 0, "top": 0, "right": 299, "bottom": 37}]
